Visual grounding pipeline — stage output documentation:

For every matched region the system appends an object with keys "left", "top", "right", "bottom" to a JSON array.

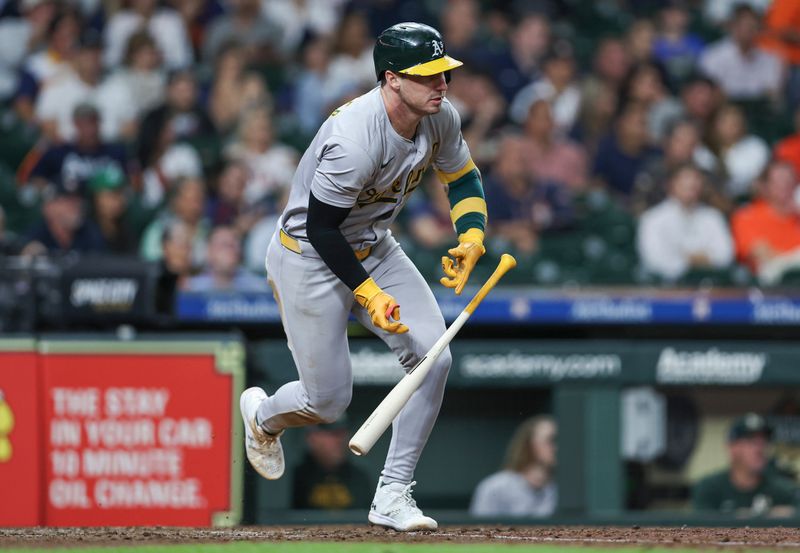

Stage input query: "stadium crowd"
[{"left": 2, "top": 0, "right": 800, "bottom": 289}]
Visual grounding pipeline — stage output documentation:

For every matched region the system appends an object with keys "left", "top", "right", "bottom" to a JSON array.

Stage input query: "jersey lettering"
[
  {"left": 404, "top": 166, "right": 425, "bottom": 196},
  {"left": 356, "top": 181, "right": 401, "bottom": 208}
]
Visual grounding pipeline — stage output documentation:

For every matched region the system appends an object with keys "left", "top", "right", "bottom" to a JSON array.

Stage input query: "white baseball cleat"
[
  {"left": 239, "top": 386, "right": 284, "bottom": 480},
  {"left": 368, "top": 480, "right": 438, "bottom": 531}
]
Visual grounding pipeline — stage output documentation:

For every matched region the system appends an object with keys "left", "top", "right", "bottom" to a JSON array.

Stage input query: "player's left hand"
[{"left": 440, "top": 228, "right": 485, "bottom": 295}]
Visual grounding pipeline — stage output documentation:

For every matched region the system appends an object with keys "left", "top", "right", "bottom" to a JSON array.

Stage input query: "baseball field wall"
[{"left": 0, "top": 334, "right": 244, "bottom": 527}]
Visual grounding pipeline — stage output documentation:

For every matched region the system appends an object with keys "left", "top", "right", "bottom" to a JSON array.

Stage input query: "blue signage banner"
[{"left": 175, "top": 290, "right": 800, "bottom": 325}]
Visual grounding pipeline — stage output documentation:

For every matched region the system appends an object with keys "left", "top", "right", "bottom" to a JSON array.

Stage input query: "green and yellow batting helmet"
[{"left": 373, "top": 22, "right": 463, "bottom": 80}]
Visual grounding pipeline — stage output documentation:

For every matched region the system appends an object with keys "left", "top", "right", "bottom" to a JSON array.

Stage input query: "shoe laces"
[
  {"left": 392, "top": 481, "right": 420, "bottom": 513},
  {"left": 251, "top": 421, "right": 282, "bottom": 446}
]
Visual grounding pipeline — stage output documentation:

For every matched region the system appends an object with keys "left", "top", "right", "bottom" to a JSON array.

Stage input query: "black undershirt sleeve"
[{"left": 306, "top": 191, "right": 370, "bottom": 291}]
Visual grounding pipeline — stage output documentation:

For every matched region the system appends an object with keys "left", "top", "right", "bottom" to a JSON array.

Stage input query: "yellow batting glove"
[
  {"left": 440, "top": 228, "right": 485, "bottom": 295},
  {"left": 354, "top": 277, "right": 409, "bottom": 334}
]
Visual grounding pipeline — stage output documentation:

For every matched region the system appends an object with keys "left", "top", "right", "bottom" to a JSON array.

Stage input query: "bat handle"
[
  {"left": 385, "top": 303, "right": 400, "bottom": 320},
  {"left": 464, "top": 254, "right": 517, "bottom": 315}
]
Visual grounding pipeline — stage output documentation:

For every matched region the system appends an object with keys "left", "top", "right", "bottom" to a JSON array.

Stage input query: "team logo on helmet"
[{"left": 431, "top": 40, "right": 444, "bottom": 58}]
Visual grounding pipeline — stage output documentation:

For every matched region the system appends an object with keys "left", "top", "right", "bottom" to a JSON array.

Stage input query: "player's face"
[
  {"left": 730, "top": 434, "right": 768, "bottom": 475},
  {"left": 398, "top": 72, "right": 448, "bottom": 115}
]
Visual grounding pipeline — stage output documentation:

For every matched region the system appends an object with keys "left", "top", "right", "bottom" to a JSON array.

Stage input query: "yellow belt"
[{"left": 279, "top": 229, "right": 373, "bottom": 261}]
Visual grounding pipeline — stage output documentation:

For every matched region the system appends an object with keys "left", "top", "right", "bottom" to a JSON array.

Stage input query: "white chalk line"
[{"left": 420, "top": 531, "right": 800, "bottom": 548}]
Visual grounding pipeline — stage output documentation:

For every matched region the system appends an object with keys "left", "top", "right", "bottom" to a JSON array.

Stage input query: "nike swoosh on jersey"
[{"left": 380, "top": 157, "right": 395, "bottom": 169}]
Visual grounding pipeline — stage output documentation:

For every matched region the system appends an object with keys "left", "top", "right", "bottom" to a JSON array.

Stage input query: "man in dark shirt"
[
  {"left": 25, "top": 102, "right": 129, "bottom": 196},
  {"left": 592, "top": 102, "right": 661, "bottom": 201},
  {"left": 23, "top": 181, "right": 106, "bottom": 254},
  {"left": 692, "top": 413, "right": 799, "bottom": 516},
  {"left": 291, "top": 418, "right": 372, "bottom": 510}
]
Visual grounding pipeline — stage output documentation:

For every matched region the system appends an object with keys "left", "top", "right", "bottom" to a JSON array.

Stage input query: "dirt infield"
[{"left": 3, "top": 525, "right": 800, "bottom": 549}]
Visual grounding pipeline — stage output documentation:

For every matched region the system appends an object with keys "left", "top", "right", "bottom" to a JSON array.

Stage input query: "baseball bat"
[{"left": 349, "top": 253, "right": 517, "bottom": 456}]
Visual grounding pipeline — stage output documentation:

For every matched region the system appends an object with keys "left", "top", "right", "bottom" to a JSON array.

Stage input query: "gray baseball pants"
[{"left": 257, "top": 230, "right": 451, "bottom": 484}]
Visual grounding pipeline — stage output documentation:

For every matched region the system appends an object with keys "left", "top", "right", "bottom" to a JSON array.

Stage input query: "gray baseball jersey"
[
  {"left": 259, "top": 84, "right": 474, "bottom": 488},
  {"left": 280, "top": 86, "right": 470, "bottom": 249}
]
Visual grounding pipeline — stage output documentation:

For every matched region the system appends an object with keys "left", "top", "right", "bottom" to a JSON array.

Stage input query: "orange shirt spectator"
[
  {"left": 733, "top": 200, "right": 800, "bottom": 265},
  {"left": 731, "top": 161, "right": 800, "bottom": 284},
  {"left": 760, "top": 0, "right": 800, "bottom": 65}
]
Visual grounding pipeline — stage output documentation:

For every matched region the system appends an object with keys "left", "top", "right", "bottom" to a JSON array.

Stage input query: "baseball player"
[{"left": 240, "top": 22, "right": 487, "bottom": 531}]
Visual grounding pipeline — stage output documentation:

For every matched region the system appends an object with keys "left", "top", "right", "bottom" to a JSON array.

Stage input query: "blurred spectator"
[
  {"left": 185, "top": 225, "right": 265, "bottom": 291},
  {"left": 692, "top": 413, "right": 798, "bottom": 516},
  {"left": 577, "top": 37, "right": 630, "bottom": 151},
  {"left": 592, "top": 102, "right": 661, "bottom": 201},
  {"left": 34, "top": 7, "right": 80, "bottom": 65},
  {"left": 490, "top": 13, "right": 550, "bottom": 102},
  {"left": 326, "top": 10, "right": 376, "bottom": 95},
  {"left": 138, "top": 69, "right": 215, "bottom": 163},
  {"left": 154, "top": 219, "right": 194, "bottom": 314},
  {"left": 137, "top": 70, "right": 213, "bottom": 207},
  {"left": 706, "top": 103, "right": 769, "bottom": 200},
  {"left": 439, "top": 0, "right": 483, "bottom": 67},
  {"left": 88, "top": 166, "right": 137, "bottom": 254},
  {"left": 102, "top": 31, "right": 167, "bottom": 121},
  {"left": 261, "top": 0, "right": 342, "bottom": 56},
  {"left": 202, "top": 0, "right": 282, "bottom": 66},
  {"left": 11, "top": 6, "right": 79, "bottom": 121},
  {"left": 207, "top": 41, "right": 270, "bottom": 133},
  {"left": 292, "top": 34, "right": 347, "bottom": 136},
  {"left": 35, "top": 30, "right": 137, "bottom": 142},
  {"left": 626, "top": 18, "right": 656, "bottom": 65},
  {"left": 224, "top": 104, "right": 297, "bottom": 208},
  {"left": 140, "top": 176, "right": 209, "bottom": 266},
  {"left": 469, "top": 415, "right": 557, "bottom": 518},
  {"left": 510, "top": 40, "right": 581, "bottom": 135},
  {"left": 522, "top": 99, "right": 588, "bottom": 192},
  {"left": 139, "top": 119, "right": 204, "bottom": 209},
  {"left": 445, "top": 68, "right": 506, "bottom": 162},
  {"left": 0, "top": 0, "right": 57, "bottom": 101},
  {"left": 619, "top": 62, "right": 684, "bottom": 143},
  {"left": 582, "top": 37, "right": 631, "bottom": 103},
  {"left": 291, "top": 418, "right": 372, "bottom": 510},
  {"left": 243, "top": 211, "right": 281, "bottom": 275},
  {"left": 732, "top": 160, "right": 800, "bottom": 285},
  {"left": 774, "top": 106, "right": 800, "bottom": 177},
  {"left": 704, "top": 0, "right": 770, "bottom": 26},
  {"left": 405, "top": 174, "right": 454, "bottom": 251},
  {"left": 104, "top": 0, "right": 193, "bottom": 70},
  {"left": 21, "top": 103, "right": 130, "bottom": 196},
  {"left": 484, "top": 135, "right": 573, "bottom": 254},
  {"left": 637, "top": 163, "right": 734, "bottom": 281},
  {"left": 679, "top": 74, "right": 724, "bottom": 135},
  {"left": 760, "top": 0, "right": 800, "bottom": 110},
  {"left": 170, "top": 0, "right": 226, "bottom": 59},
  {"left": 653, "top": 1, "right": 705, "bottom": 87},
  {"left": 206, "top": 160, "right": 263, "bottom": 236},
  {"left": 698, "top": 5, "right": 783, "bottom": 103},
  {"left": 632, "top": 119, "right": 722, "bottom": 216},
  {"left": 22, "top": 181, "right": 106, "bottom": 255}
]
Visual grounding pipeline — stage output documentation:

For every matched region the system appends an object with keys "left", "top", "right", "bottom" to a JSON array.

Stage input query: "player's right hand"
[{"left": 354, "top": 277, "right": 409, "bottom": 334}]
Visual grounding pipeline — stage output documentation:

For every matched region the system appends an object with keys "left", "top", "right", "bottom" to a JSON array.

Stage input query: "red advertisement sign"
[
  {"left": 41, "top": 350, "right": 238, "bottom": 526},
  {"left": 0, "top": 347, "right": 41, "bottom": 526}
]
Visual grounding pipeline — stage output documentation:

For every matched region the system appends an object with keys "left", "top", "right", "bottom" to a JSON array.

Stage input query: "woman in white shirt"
[
  {"left": 704, "top": 103, "right": 769, "bottom": 199},
  {"left": 104, "top": 0, "right": 192, "bottom": 70},
  {"left": 223, "top": 104, "right": 298, "bottom": 207},
  {"left": 470, "top": 416, "right": 558, "bottom": 518}
]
